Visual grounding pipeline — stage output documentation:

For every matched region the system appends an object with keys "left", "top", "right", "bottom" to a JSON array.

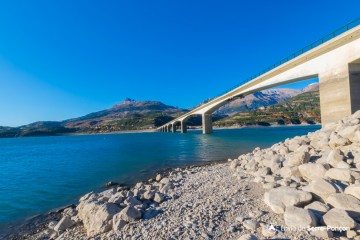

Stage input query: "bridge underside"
[{"left": 160, "top": 25, "right": 360, "bottom": 134}]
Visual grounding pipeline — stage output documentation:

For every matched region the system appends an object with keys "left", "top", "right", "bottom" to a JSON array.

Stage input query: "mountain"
[
  {"left": 214, "top": 83, "right": 319, "bottom": 116},
  {"left": 0, "top": 99, "right": 187, "bottom": 138},
  {"left": 0, "top": 83, "right": 320, "bottom": 138},
  {"left": 64, "top": 98, "right": 186, "bottom": 130},
  {"left": 302, "top": 82, "right": 319, "bottom": 92},
  {"left": 214, "top": 89, "right": 320, "bottom": 127},
  {"left": 215, "top": 88, "right": 301, "bottom": 115}
]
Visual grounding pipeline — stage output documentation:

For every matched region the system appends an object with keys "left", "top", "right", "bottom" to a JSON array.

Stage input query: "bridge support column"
[
  {"left": 171, "top": 124, "right": 177, "bottom": 133},
  {"left": 319, "top": 61, "right": 360, "bottom": 126},
  {"left": 181, "top": 120, "right": 187, "bottom": 133},
  {"left": 202, "top": 113, "right": 213, "bottom": 134}
]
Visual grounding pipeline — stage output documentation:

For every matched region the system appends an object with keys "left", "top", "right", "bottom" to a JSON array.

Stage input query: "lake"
[{"left": 0, "top": 126, "right": 320, "bottom": 232}]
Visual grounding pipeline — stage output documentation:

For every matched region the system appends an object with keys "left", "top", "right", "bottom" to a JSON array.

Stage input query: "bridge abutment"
[
  {"left": 202, "top": 113, "right": 213, "bottom": 134},
  {"left": 319, "top": 61, "right": 360, "bottom": 125}
]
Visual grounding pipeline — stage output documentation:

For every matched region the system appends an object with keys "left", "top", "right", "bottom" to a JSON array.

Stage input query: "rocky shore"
[{"left": 5, "top": 112, "right": 360, "bottom": 240}]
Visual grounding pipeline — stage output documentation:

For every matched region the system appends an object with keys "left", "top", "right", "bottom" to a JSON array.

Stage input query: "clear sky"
[{"left": 0, "top": 0, "right": 359, "bottom": 127}]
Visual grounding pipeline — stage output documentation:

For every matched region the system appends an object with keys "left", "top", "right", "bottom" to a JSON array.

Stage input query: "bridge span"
[{"left": 159, "top": 19, "right": 360, "bottom": 134}]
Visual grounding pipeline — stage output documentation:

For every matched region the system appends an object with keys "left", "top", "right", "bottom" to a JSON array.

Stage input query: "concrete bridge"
[{"left": 159, "top": 19, "right": 360, "bottom": 134}]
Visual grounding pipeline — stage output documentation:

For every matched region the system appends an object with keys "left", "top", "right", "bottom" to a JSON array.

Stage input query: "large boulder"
[
  {"left": 323, "top": 208, "right": 356, "bottom": 229},
  {"left": 77, "top": 201, "right": 121, "bottom": 236},
  {"left": 329, "top": 132, "right": 351, "bottom": 148},
  {"left": 112, "top": 214, "right": 127, "bottom": 231},
  {"left": 308, "top": 178, "right": 340, "bottom": 200},
  {"left": 116, "top": 206, "right": 142, "bottom": 222},
  {"left": 298, "top": 163, "right": 327, "bottom": 181},
  {"left": 325, "top": 168, "right": 354, "bottom": 183},
  {"left": 338, "top": 125, "right": 360, "bottom": 142},
  {"left": 264, "top": 187, "right": 312, "bottom": 214},
  {"left": 344, "top": 184, "right": 360, "bottom": 200},
  {"left": 304, "top": 201, "right": 330, "bottom": 217},
  {"left": 124, "top": 196, "right": 142, "bottom": 207},
  {"left": 284, "top": 151, "right": 310, "bottom": 167},
  {"left": 284, "top": 206, "right": 317, "bottom": 228},
  {"left": 326, "top": 193, "right": 360, "bottom": 218},
  {"left": 54, "top": 216, "right": 75, "bottom": 232},
  {"left": 326, "top": 149, "right": 345, "bottom": 168},
  {"left": 280, "top": 166, "right": 301, "bottom": 179}
]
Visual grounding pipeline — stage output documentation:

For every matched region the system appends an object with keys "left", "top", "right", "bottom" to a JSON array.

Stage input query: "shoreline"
[
  {"left": 1, "top": 159, "right": 228, "bottom": 239},
  {"left": 0, "top": 123, "right": 321, "bottom": 139},
  {"left": 4, "top": 114, "right": 360, "bottom": 239}
]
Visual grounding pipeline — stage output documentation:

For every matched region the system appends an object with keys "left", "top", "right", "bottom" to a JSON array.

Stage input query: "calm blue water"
[{"left": 0, "top": 126, "right": 320, "bottom": 232}]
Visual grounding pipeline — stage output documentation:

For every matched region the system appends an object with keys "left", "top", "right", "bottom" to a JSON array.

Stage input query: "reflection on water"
[{"left": 0, "top": 126, "right": 320, "bottom": 230}]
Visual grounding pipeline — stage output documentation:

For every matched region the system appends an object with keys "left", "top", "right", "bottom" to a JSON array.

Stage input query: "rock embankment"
[{"left": 16, "top": 111, "right": 360, "bottom": 239}]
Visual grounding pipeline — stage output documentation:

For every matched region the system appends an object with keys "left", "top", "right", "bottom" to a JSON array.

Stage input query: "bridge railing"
[{"left": 205, "top": 18, "right": 360, "bottom": 103}]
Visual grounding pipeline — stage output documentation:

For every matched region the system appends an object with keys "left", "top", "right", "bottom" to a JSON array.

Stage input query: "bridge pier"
[
  {"left": 202, "top": 113, "right": 213, "bottom": 134},
  {"left": 319, "top": 61, "right": 360, "bottom": 125},
  {"left": 171, "top": 123, "right": 177, "bottom": 133},
  {"left": 181, "top": 120, "right": 187, "bottom": 133}
]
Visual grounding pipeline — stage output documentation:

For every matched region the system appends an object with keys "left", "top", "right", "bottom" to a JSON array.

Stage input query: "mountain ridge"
[{"left": 0, "top": 83, "right": 320, "bottom": 137}]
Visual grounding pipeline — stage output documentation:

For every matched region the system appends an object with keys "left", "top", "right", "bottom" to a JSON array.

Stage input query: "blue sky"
[{"left": 0, "top": 0, "right": 359, "bottom": 127}]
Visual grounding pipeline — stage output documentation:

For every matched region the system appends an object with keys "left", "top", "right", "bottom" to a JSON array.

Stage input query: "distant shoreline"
[{"left": 0, "top": 123, "right": 322, "bottom": 139}]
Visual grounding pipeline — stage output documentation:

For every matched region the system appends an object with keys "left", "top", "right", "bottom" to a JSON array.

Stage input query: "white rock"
[
  {"left": 326, "top": 193, "right": 360, "bottom": 218},
  {"left": 243, "top": 219, "right": 259, "bottom": 230},
  {"left": 77, "top": 201, "right": 121, "bottom": 236},
  {"left": 325, "top": 168, "right": 354, "bottom": 183},
  {"left": 298, "top": 163, "right": 327, "bottom": 181},
  {"left": 160, "top": 177, "right": 170, "bottom": 184},
  {"left": 347, "top": 230, "right": 357, "bottom": 238},
  {"left": 329, "top": 132, "right": 351, "bottom": 148},
  {"left": 264, "top": 187, "right": 312, "bottom": 214},
  {"left": 253, "top": 176, "right": 264, "bottom": 183},
  {"left": 284, "top": 151, "right": 310, "bottom": 167},
  {"left": 261, "top": 224, "right": 277, "bottom": 237},
  {"left": 154, "top": 192, "right": 165, "bottom": 203},
  {"left": 308, "top": 178, "right": 340, "bottom": 200},
  {"left": 124, "top": 196, "right": 142, "bottom": 206},
  {"left": 326, "top": 149, "right": 344, "bottom": 167},
  {"left": 338, "top": 125, "right": 360, "bottom": 141},
  {"left": 160, "top": 182, "right": 174, "bottom": 194},
  {"left": 344, "top": 184, "right": 360, "bottom": 200},
  {"left": 284, "top": 206, "right": 317, "bottom": 228},
  {"left": 155, "top": 174, "right": 162, "bottom": 182},
  {"left": 310, "top": 228, "right": 334, "bottom": 239},
  {"left": 304, "top": 201, "right": 330, "bottom": 216},
  {"left": 112, "top": 214, "right": 127, "bottom": 231},
  {"left": 117, "top": 206, "right": 142, "bottom": 222},
  {"left": 142, "top": 190, "right": 155, "bottom": 200},
  {"left": 323, "top": 208, "right": 356, "bottom": 229},
  {"left": 280, "top": 166, "right": 301, "bottom": 179},
  {"left": 54, "top": 216, "right": 75, "bottom": 232}
]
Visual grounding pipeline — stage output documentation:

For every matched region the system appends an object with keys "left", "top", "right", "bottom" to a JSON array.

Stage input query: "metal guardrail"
[{"left": 208, "top": 18, "right": 360, "bottom": 101}]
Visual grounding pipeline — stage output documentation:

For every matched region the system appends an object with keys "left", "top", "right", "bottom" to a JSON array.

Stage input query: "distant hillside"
[
  {"left": 0, "top": 83, "right": 321, "bottom": 138},
  {"left": 0, "top": 99, "right": 187, "bottom": 138},
  {"left": 214, "top": 90, "right": 320, "bottom": 127},
  {"left": 64, "top": 98, "right": 186, "bottom": 132},
  {"left": 215, "top": 88, "right": 301, "bottom": 115},
  {"left": 214, "top": 83, "right": 319, "bottom": 116}
]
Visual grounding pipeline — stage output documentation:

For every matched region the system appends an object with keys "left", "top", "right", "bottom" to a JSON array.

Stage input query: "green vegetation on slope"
[{"left": 214, "top": 91, "right": 320, "bottom": 127}]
